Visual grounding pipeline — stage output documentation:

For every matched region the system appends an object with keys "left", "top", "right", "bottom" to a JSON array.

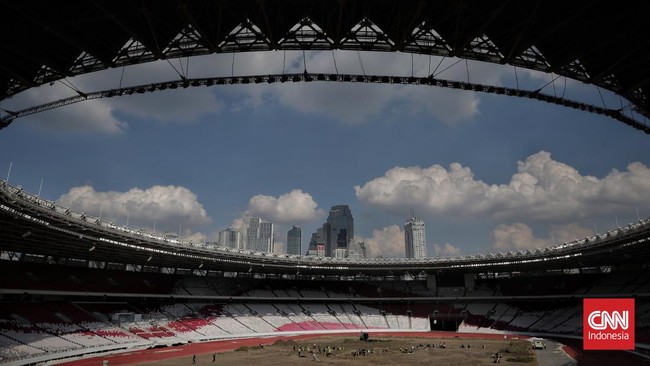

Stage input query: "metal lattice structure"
[
  {"left": 2, "top": 73, "right": 648, "bottom": 133},
  {"left": 1, "top": 0, "right": 650, "bottom": 129}
]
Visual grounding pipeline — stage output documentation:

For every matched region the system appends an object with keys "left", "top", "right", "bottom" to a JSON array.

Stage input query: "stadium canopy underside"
[
  {"left": 1, "top": 0, "right": 650, "bottom": 130},
  {"left": 2, "top": 180, "right": 650, "bottom": 280}
]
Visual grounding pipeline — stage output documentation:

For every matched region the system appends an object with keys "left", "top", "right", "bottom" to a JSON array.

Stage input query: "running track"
[{"left": 58, "top": 332, "right": 646, "bottom": 366}]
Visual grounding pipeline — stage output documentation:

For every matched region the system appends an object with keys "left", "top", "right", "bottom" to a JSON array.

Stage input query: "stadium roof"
[
  {"left": 1, "top": 0, "right": 650, "bottom": 128},
  {"left": 3, "top": 180, "right": 650, "bottom": 277}
]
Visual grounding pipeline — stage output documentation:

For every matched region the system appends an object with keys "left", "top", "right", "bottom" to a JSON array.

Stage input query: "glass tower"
[
  {"left": 325, "top": 205, "right": 354, "bottom": 257},
  {"left": 287, "top": 225, "right": 302, "bottom": 255}
]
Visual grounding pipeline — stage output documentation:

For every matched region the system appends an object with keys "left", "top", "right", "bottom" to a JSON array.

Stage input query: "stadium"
[
  {"left": 2, "top": 180, "right": 650, "bottom": 365},
  {"left": 2, "top": 1, "right": 650, "bottom": 365}
]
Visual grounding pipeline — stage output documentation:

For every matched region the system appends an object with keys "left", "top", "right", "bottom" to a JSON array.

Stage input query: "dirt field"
[{"left": 136, "top": 336, "right": 535, "bottom": 366}]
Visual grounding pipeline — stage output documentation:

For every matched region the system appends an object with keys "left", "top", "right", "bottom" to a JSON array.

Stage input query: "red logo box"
[{"left": 583, "top": 298, "right": 635, "bottom": 350}]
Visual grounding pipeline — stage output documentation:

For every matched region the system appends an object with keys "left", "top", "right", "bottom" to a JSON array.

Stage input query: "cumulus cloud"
[
  {"left": 102, "top": 56, "right": 225, "bottom": 122},
  {"left": 6, "top": 83, "right": 127, "bottom": 134},
  {"left": 5, "top": 42, "right": 615, "bottom": 133},
  {"left": 433, "top": 243, "right": 462, "bottom": 257},
  {"left": 549, "top": 223, "right": 594, "bottom": 244},
  {"left": 229, "top": 216, "right": 250, "bottom": 234},
  {"left": 180, "top": 230, "right": 208, "bottom": 244},
  {"left": 356, "top": 223, "right": 463, "bottom": 259},
  {"left": 4, "top": 57, "right": 225, "bottom": 133},
  {"left": 492, "top": 223, "right": 548, "bottom": 250},
  {"left": 266, "top": 51, "right": 485, "bottom": 124},
  {"left": 203, "top": 50, "right": 490, "bottom": 124},
  {"left": 357, "top": 225, "right": 405, "bottom": 258},
  {"left": 5, "top": 49, "right": 511, "bottom": 131},
  {"left": 491, "top": 222, "right": 593, "bottom": 251},
  {"left": 246, "top": 189, "right": 324, "bottom": 225},
  {"left": 57, "top": 185, "right": 211, "bottom": 233},
  {"left": 355, "top": 151, "right": 650, "bottom": 222},
  {"left": 227, "top": 189, "right": 322, "bottom": 251},
  {"left": 4, "top": 52, "right": 233, "bottom": 133}
]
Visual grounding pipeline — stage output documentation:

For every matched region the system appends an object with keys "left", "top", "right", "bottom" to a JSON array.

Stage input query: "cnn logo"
[
  {"left": 587, "top": 310, "right": 629, "bottom": 330},
  {"left": 583, "top": 298, "right": 634, "bottom": 350}
]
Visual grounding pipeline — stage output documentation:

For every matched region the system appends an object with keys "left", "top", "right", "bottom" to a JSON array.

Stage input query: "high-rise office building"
[
  {"left": 308, "top": 205, "right": 355, "bottom": 257},
  {"left": 259, "top": 221, "right": 274, "bottom": 252},
  {"left": 404, "top": 216, "right": 427, "bottom": 258},
  {"left": 246, "top": 217, "right": 261, "bottom": 251},
  {"left": 287, "top": 226, "right": 302, "bottom": 255},
  {"left": 246, "top": 217, "right": 274, "bottom": 253},
  {"left": 325, "top": 205, "right": 354, "bottom": 257},
  {"left": 217, "top": 228, "right": 242, "bottom": 250}
]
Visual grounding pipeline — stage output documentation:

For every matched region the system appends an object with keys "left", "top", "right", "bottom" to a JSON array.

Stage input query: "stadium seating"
[{"left": 2, "top": 259, "right": 650, "bottom": 364}]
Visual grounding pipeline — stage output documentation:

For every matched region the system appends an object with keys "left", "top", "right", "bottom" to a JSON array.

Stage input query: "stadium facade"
[{"left": 1, "top": 180, "right": 650, "bottom": 365}]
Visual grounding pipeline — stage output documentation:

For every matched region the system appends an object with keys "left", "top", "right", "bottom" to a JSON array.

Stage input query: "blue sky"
[{"left": 1, "top": 51, "right": 649, "bottom": 257}]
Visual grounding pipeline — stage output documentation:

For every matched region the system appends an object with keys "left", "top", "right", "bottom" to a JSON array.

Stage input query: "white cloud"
[
  {"left": 433, "top": 243, "right": 462, "bottom": 257},
  {"left": 180, "top": 230, "right": 207, "bottom": 244},
  {"left": 246, "top": 189, "right": 324, "bottom": 225},
  {"left": 492, "top": 223, "right": 548, "bottom": 250},
  {"left": 268, "top": 51, "right": 484, "bottom": 124},
  {"left": 4, "top": 56, "right": 228, "bottom": 133},
  {"left": 355, "top": 151, "right": 650, "bottom": 222},
  {"left": 229, "top": 216, "right": 250, "bottom": 234},
  {"left": 5, "top": 50, "right": 514, "bottom": 131},
  {"left": 549, "top": 223, "right": 594, "bottom": 244},
  {"left": 228, "top": 190, "right": 323, "bottom": 251},
  {"left": 7, "top": 83, "right": 127, "bottom": 134},
  {"left": 57, "top": 185, "right": 211, "bottom": 232},
  {"left": 201, "top": 51, "right": 490, "bottom": 124},
  {"left": 5, "top": 47, "right": 619, "bottom": 132},
  {"left": 356, "top": 224, "right": 405, "bottom": 258},
  {"left": 491, "top": 222, "right": 593, "bottom": 251}
]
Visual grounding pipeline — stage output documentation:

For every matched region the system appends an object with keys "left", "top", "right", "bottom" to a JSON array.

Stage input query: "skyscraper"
[
  {"left": 405, "top": 216, "right": 427, "bottom": 258},
  {"left": 259, "top": 221, "right": 274, "bottom": 253},
  {"left": 246, "top": 217, "right": 274, "bottom": 253},
  {"left": 217, "top": 228, "right": 242, "bottom": 250},
  {"left": 287, "top": 225, "right": 302, "bottom": 255},
  {"left": 246, "top": 217, "right": 261, "bottom": 251},
  {"left": 325, "top": 205, "right": 354, "bottom": 257}
]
